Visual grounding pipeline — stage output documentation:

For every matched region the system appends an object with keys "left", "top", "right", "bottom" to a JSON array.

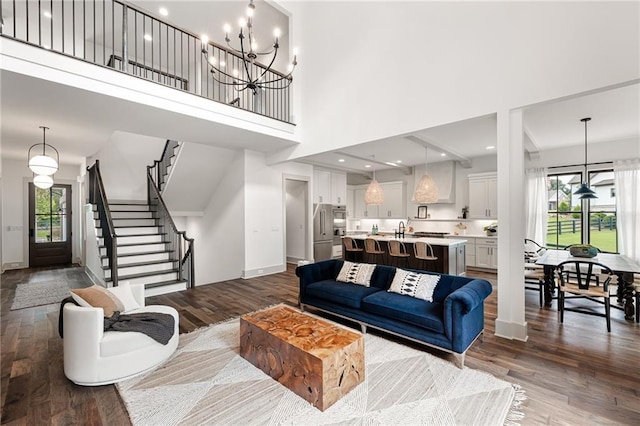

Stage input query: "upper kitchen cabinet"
[
  {"left": 468, "top": 172, "right": 497, "bottom": 219},
  {"left": 331, "top": 172, "right": 347, "bottom": 205},
  {"left": 346, "top": 188, "right": 355, "bottom": 218},
  {"left": 411, "top": 161, "right": 456, "bottom": 204},
  {"left": 379, "top": 181, "right": 406, "bottom": 218},
  {"left": 313, "top": 169, "right": 347, "bottom": 205},
  {"left": 354, "top": 188, "right": 379, "bottom": 218}
]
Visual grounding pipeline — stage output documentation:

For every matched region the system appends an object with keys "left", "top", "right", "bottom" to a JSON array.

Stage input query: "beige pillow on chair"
[{"left": 70, "top": 285, "right": 125, "bottom": 317}]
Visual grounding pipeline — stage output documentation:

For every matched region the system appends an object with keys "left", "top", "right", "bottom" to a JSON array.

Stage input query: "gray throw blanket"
[{"left": 104, "top": 312, "right": 175, "bottom": 345}]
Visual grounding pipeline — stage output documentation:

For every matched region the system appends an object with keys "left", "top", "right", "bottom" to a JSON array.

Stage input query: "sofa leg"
[
  {"left": 454, "top": 352, "right": 465, "bottom": 368},
  {"left": 360, "top": 323, "right": 367, "bottom": 334},
  {"left": 299, "top": 304, "right": 305, "bottom": 312}
]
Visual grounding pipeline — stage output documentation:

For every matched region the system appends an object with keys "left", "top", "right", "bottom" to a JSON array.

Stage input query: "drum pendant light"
[
  {"left": 28, "top": 126, "right": 59, "bottom": 176},
  {"left": 573, "top": 118, "right": 597, "bottom": 200}
]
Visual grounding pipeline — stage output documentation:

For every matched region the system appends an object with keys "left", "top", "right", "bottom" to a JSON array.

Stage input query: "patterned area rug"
[
  {"left": 10, "top": 280, "right": 70, "bottom": 310},
  {"left": 117, "top": 314, "right": 525, "bottom": 425}
]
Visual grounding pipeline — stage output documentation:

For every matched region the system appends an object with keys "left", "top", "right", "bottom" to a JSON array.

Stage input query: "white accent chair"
[{"left": 63, "top": 283, "right": 179, "bottom": 386}]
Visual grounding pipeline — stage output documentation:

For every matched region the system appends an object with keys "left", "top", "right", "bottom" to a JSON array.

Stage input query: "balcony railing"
[{"left": 0, "top": 0, "right": 292, "bottom": 123}]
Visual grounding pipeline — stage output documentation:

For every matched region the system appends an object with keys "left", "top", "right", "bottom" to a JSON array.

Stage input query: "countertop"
[
  {"left": 345, "top": 234, "right": 467, "bottom": 246},
  {"left": 447, "top": 234, "right": 498, "bottom": 239}
]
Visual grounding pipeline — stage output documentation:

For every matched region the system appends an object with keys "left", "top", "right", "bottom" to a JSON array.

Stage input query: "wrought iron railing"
[
  {"left": 87, "top": 160, "right": 118, "bottom": 286},
  {"left": 150, "top": 140, "right": 179, "bottom": 192},
  {"left": 147, "top": 156, "right": 194, "bottom": 289},
  {"left": 1, "top": 0, "right": 292, "bottom": 123}
]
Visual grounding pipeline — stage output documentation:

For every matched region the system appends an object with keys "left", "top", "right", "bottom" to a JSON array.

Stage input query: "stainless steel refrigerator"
[{"left": 313, "top": 203, "right": 333, "bottom": 262}]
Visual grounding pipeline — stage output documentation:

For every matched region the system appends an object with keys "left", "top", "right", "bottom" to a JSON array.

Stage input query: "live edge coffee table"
[{"left": 239, "top": 305, "right": 365, "bottom": 411}]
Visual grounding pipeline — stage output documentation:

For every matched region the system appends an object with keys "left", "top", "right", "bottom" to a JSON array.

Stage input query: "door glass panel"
[
  {"left": 34, "top": 186, "right": 68, "bottom": 243},
  {"left": 36, "top": 216, "right": 50, "bottom": 242},
  {"left": 35, "top": 187, "right": 51, "bottom": 214},
  {"left": 51, "top": 216, "right": 64, "bottom": 242}
]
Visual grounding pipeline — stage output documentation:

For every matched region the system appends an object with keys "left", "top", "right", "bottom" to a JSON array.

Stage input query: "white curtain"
[
  {"left": 525, "top": 167, "right": 548, "bottom": 246},
  {"left": 614, "top": 159, "right": 640, "bottom": 263}
]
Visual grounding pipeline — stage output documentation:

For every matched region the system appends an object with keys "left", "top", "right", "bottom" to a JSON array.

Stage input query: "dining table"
[{"left": 535, "top": 249, "right": 640, "bottom": 320}]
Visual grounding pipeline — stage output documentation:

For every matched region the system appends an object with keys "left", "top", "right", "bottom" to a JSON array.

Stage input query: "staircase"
[{"left": 95, "top": 201, "right": 188, "bottom": 296}]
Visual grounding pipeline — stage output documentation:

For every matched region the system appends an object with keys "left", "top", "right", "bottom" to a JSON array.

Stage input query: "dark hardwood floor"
[{"left": 1, "top": 264, "right": 638, "bottom": 425}]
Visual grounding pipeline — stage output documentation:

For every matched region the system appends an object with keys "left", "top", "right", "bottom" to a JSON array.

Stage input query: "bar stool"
[
  {"left": 364, "top": 238, "right": 385, "bottom": 264},
  {"left": 414, "top": 241, "right": 438, "bottom": 271},
  {"left": 388, "top": 240, "right": 411, "bottom": 268},
  {"left": 343, "top": 237, "right": 364, "bottom": 262}
]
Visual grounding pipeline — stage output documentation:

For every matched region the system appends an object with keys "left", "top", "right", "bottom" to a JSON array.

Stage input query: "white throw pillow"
[
  {"left": 336, "top": 261, "right": 376, "bottom": 287},
  {"left": 388, "top": 269, "right": 441, "bottom": 302},
  {"left": 107, "top": 282, "right": 141, "bottom": 312}
]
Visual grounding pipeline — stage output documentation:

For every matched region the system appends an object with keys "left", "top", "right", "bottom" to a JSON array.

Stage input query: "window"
[
  {"left": 546, "top": 170, "right": 617, "bottom": 253},
  {"left": 35, "top": 186, "right": 68, "bottom": 243}
]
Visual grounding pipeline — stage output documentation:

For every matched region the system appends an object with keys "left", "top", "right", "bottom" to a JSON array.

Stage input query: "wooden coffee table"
[{"left": 239, "top": 305, "right": 365, "bottom": 411}]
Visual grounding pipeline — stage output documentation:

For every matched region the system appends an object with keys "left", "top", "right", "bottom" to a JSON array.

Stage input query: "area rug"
[
  {"left": 10, "top": 280, "right": 70, "bottom": 310},
  {"left": 117, "top": 315, "right": 525, "bottom": 425}
]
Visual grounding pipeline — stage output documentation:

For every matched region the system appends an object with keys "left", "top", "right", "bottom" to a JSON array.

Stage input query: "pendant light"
[
  {"left": 573, "top": 117, "right": 597, "bottom": 200},
  {"left": 364, "top": 155, "right": 384, "bottom": 205},
  {"left": 33, "top": 174, "right": 54, "bottom": 189},
  {"left": 28, "top": 126, "right": 58, "bottom": 176},
  {"left": 413, "top": 146, "right": 439, "bottom": 203}
]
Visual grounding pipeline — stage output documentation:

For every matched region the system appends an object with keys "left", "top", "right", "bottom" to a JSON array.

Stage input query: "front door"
[{"left": 29, "top": 183, "right": 72, "bottom": 266}]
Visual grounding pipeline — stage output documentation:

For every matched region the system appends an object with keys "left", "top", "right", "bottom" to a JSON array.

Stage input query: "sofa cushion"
[
  {"left": 306, "top": 280, "right": 382, "bottom": 309},
  {"left": 336, "top": 261, "right": 376, "bottom": 286},
  {"left": 71, "top": 285, "right": 124, "bottom": 318},
  {"left": 361, "top": 291, "right": 445, "bottom": 333},
  {"left": 388, "top": 269, "right": 440, "bottom": 302}
]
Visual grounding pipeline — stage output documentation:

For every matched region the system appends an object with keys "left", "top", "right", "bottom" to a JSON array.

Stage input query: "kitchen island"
[{"left": 344, "top": 235, "right": 467, "bottom": 275}]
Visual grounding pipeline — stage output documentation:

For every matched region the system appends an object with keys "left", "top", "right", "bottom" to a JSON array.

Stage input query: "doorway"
[
  {"left": 285, "top": 178, "right": 309, "bottom": 264},
  {"left": 29, "top": 183, "right": 72, "bottom": 266}
]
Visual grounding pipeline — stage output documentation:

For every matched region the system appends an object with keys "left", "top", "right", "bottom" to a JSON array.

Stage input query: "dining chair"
[
  {"left": 414, "top": 241, "right": 438, "bottom": 271},
  {"left": 364, "top": 238, "right": 385, "bottom": 264},
  {"left": 343, "top": 237, "right": 363, "bottom": 262},
  {"left": 563, "top": 244, "right": 603, "bottom": 283},
  {"left": 388, "top": 240, "right": 411, "bottom": 268},
  {"left": 634, "top": 273, "right": 640, "bottom": 324},
  {"left": 555, "top": 260, "right": 617, "bottom": 332},
  {"left": 524, "top": 239, "right": 546, "bottom": 307}
]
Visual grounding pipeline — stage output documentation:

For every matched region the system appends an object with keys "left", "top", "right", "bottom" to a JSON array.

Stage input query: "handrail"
[
  {"left": 147, "top": 158, "right": 195, "bottom": 288},
  {"left": 152, "top": 140, "right": 180, "bottom": 191},
  {"left": 87, "top": 160, "right": 119, "bottom": 286},
  {"left": 0, "top": 0, "right": 293, "bottom": 123}
]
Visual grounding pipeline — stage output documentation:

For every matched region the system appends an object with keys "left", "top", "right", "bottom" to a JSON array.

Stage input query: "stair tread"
[
  {"left": 145, "top": 279, "right": 188, "bottom": 289},
  {"left": 99, "top": 241, "right": 169, "bottom": 249},
  {"left": 105, "top": 268, "right": 179, "bottom": 282},
  {"left": 100, "top": 249, "right": 175, "bottom": 259},
  {"left": 102, "top": 259, "right": 178, "bottom": 270},
  {"left": 98, "top": 233, "right": 168, "bottom": 238}
]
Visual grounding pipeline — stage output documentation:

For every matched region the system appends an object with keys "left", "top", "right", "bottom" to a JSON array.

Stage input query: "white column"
[{"left": 495, "top": 109, "right": 528, "bottom": 342}]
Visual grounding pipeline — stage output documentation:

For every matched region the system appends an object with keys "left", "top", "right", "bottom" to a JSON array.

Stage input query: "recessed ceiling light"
[
  {"left": 43, "top": 11, "right": 52, "bottom": 19},
  {"left": 144, "top": 34, "right": 153, "bottom": 41},
  {"left": 159, "top": 7, "right": 168, "bottom": 16},
  {"left": 385, "top": 162, "right": 399, "bottom": 167},
  {"left": 338, "top": 158, "right": 345, "bottom": 163},
  {"left": 396, "top": 160, "right": 402, "bottom": 163},
  {"left": 486, "top": 145, "right": 495, "bottom": 150},
  {"left": 440, "top": 153, "right": 446, "bottom": 157},
  {"left": 365, "top": 164, "right": 371, "bottom": 168}
]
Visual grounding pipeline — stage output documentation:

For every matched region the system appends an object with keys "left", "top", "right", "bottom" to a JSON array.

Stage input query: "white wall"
[
  {"left": 285, "top": 179, "right": 307, "bottom": 262},
  {"left": 1, "top": 158, "right": 83, "bottom": 269},
  {"left": 87, "top": 131, "right": 165, "bottom": 201},
  {"left": 272, "top": 0, "right": 639, "bottom": 163}
]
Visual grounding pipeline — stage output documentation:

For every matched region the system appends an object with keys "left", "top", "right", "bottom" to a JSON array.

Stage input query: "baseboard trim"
[
  {"left": 494, "top": 318, "right": 528, "bottom": 342},
  {"left": 2, "top": 261, "right": 27, "bottom": 271},
  {"left": 84, "top": 266, "right": 106, "bottom": 287},
  {"left": 286, "top": 256, "right": 305, "bottom": 264},
  {"left": 242, "top": 264, "right": 286, "bottom": 279}
]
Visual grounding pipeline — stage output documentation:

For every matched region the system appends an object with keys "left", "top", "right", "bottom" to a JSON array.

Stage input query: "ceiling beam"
[
  {"left": 334, "top": 151, "right": 413, "bottom": 175},
  {"left": 404, "top": 135, "right": 473, "bottom": 168}
]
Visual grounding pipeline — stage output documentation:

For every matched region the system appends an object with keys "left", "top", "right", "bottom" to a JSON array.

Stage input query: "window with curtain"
[
  {"left": 614, "top": 159, "right": 640, "bottom": 263},
  {"left": 546, "top": 170, "right": 618, "bottom": 252}
]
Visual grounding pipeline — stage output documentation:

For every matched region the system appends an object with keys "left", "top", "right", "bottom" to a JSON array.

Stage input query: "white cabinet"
[
  {"left": 378, "top": 182, "right": 406, "bottom": 218},
  {"left": 468, "top": 173, "right": 497, "bottom": 219},
  {"left": 346, "top": 188, "right": 355, "bottom": 219},
  {"left": 354, "top": 188, "right": 378, "bottom": 218},
  {"left": 331, "top": 172, "right": 347, "bottom": 205},
  {"left": 475, "top": 237, "right": 498, "bottom": 269},
  {"left": 313, "top": 170, "right": 331, "bottom": 204},
  {"left": 464, "top": 237, "right": 476, "bottom": 267},
  {"left": 314, "top": 169, "right": 347, "bottom": 205}
]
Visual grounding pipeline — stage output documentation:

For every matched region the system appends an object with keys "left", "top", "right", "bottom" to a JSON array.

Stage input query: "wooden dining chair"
[
  {"left": 388, "top": 240, "right": 410, "bottom": 268},
  {"left": 343, "top": 237, "right": 363, "bottom": 262},
  {"left": 524, "top": 239, "right": 546, "bottom": 307},
  {"left": 364, "top": 238, "right": 385, "bottom": 264},
  {"left": 556, "top": 260, "right": 617, "bottom": 332},
  {"left": 414, "top": 241, "right": 438, "bottom": 271}
]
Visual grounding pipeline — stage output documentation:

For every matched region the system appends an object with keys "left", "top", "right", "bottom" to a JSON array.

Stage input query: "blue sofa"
[{"left": 296, "top": 259, "right": 493, "bottom": 367}]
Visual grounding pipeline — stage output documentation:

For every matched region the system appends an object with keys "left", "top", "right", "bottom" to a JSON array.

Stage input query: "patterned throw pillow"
[
  {"left": 388, "top": 269, "right": 441, "bottom": 302},
  {"left": 336, "top": 261, "right": 376, "bottom": 287}
]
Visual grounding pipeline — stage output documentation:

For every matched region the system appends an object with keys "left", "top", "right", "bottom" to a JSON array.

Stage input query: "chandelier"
[
  {"left": 200, "top": 0, "right": 297, "bottom": 97},
  {"left": 413, "top": 147, "right": 439, "bottom": 203},
  {"left": 573, "top": 117, "right": 597, "bottom": 200},
  {"left": 28, "top": 126, "right": 58, "bottom": 189}
]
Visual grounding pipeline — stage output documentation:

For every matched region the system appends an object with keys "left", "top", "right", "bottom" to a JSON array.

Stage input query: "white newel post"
[{"left": 495, "top": 108, "right": 528, "bottom": 342}]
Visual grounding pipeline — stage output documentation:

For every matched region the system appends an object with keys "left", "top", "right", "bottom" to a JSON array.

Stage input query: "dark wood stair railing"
[
  {"left": 87, "top": 160, "right": 119, "bottom": 286},
  {"left": 147, "top": 144, "right": 195, "bottom": 289}
]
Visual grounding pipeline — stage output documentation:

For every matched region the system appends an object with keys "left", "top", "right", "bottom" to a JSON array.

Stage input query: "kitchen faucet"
[{"left": 395, "top": 221, "right": 405, "bottom": 238}]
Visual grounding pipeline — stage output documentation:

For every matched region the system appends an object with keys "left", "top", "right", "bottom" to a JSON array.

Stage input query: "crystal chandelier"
[
  {"left": 413, "top": 147, "right": 439, "bottom": 203},
  {"left": 200, "top": 0, "right": 298, "bottom": 97}
]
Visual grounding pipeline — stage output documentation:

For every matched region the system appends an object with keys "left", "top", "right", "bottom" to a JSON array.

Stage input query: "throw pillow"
[
  {"left": 70, "top": 285, "right": 125, "bottom": 317},
  {"left": 107, "top": 282, "right": 141, "bottom": 312},
  {"left": 388, "top": 269, "right": 441, "bottom": 302},
  {"left": 336, "top": 261, "right": 376, "bottom": 287}
]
